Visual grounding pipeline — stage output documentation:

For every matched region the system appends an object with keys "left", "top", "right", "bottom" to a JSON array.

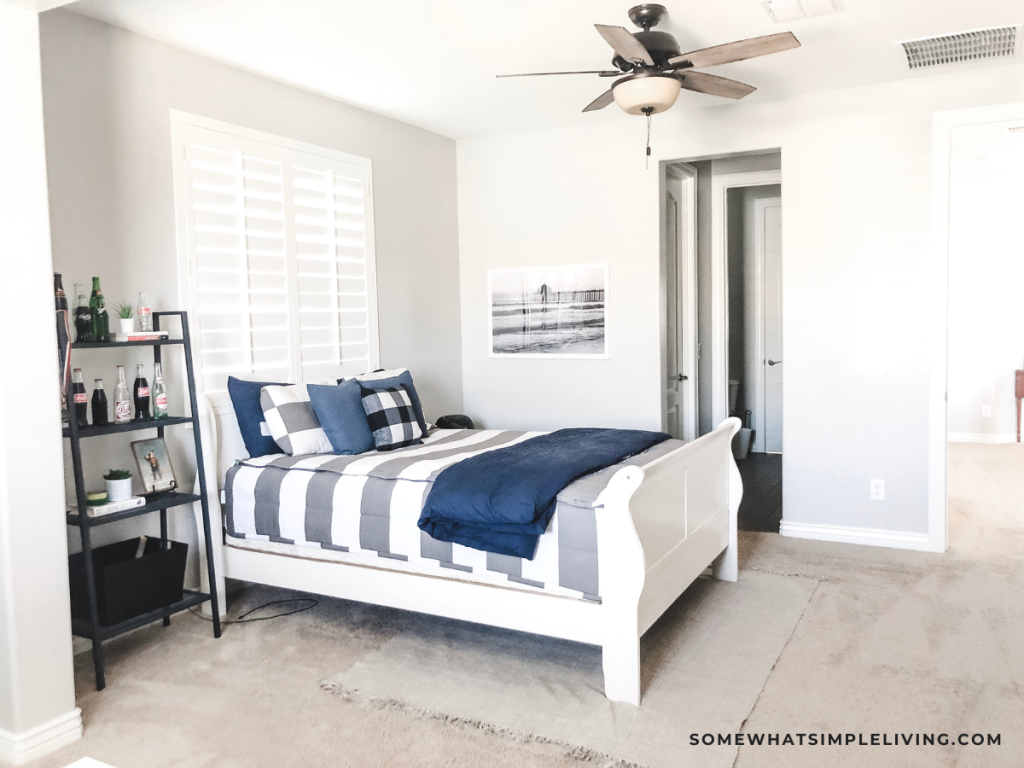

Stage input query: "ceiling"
[{"left": 66, "top": 0, "right": 1024, "bottom": 140}]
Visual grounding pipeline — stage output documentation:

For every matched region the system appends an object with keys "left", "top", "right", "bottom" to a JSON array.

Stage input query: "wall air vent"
[
  {"left": 898, "top": 25, "right": 1019, "bottom": 69},
  {"left": 1007, "top": 125, "right": 1024, "bottom": 133}
]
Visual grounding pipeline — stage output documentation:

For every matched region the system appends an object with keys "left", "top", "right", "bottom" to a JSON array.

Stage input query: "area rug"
[{"left": 323, "top": 570, "right": 818, "bottom": 768}]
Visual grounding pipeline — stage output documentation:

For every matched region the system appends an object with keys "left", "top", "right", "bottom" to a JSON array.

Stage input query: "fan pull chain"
[{"left": 643, "top": 107, "right": 654, "bottom": 170}]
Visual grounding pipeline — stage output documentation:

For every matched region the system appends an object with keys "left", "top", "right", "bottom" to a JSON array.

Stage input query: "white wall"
[
  {"left": 0, "top": 2, "right": 79, "bottom": 760},
  {"left": 457, "top": 62, "right": 1024, "bottom": 537},
  {"left": 947, "top": 120, "right": 1024, "bottom": 443},
  {"left": 39, "top": 10, "right": 463, "bottom": 559}
]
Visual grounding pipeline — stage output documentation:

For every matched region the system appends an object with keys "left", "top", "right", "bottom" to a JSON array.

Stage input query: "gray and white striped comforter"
[{"left": 225, "top": 429, "right": 683, "bottom": 602}]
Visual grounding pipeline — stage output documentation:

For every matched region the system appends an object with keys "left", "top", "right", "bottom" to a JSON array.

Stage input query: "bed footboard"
[{"left": 594, "top": 417, "right": 742, "bottom": 705}]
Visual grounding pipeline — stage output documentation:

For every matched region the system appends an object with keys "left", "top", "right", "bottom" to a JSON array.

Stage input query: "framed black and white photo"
[
  {"left": 131, "top": 437, "right": 178, "bottom": 495},
  {"left": 488, "top": 265, "right": 609, "bottom": 358}
]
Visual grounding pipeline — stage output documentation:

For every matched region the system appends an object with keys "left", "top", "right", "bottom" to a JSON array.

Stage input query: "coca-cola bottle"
[
  {"left": 91, "top": 379, "right": 109, "bottom": 427},
  {"left": 133, "top": 363, "right": 151, "bottom": 421},
  {"left": 74, "top": 283, "right": 92, "bottom": 343},
  {"left": 114, "top": 365, "right": 131, "bottom": 424},
  {"left": 152, "top": 362, "right": 168, "bottom": 420},
  {"left": 137, "top": 291, "right": 153, "bottom": 332},
  {"left": 71, "top": 369, "right": 89, "bottom": 428}
]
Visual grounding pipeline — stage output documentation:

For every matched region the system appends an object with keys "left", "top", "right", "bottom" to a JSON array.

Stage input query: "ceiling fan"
[{"left": 498, "top": 4, "right": 801, "bottom": 117}]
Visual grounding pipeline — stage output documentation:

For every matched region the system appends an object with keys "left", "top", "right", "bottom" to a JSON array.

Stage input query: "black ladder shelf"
[{"left": 65, "top": 311, "right": 221, "bottom": 690}]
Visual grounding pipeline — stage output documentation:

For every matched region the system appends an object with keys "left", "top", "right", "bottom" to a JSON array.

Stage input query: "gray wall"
[
  {"left": 40, "top": 9, "right": 462, "bottom": 557},
  {"left": 0, "top": 3, "right": 77, "bottom": 739}
]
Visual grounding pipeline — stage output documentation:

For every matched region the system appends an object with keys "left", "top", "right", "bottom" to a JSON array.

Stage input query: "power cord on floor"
[{"left": 189, "top": 597, "right": 318, "bottom": 625}]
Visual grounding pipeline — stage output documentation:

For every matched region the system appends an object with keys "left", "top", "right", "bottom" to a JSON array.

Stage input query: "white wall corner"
[
  {"left": 780, "top": 520, "right": 940, "bottom": 553},
  {"left": 0, "top": 708, "right": 82, "bottom": 765}
]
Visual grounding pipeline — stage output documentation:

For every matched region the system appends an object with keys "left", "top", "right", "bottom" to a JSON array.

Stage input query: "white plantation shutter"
[
  {"left": 173, "top": 116, "right": 379, "bottom": 404},
  {"left": 291, "top": 150, "right": 377, "bottom": 382}
]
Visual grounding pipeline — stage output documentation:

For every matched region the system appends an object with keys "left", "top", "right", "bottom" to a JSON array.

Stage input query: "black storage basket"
[{"left": 69, "top": 538, "right": 188, "bottom": 627}]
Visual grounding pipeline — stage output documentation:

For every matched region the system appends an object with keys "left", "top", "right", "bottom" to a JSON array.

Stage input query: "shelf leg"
[
  {"left": 182, "top": 312, "right": 222, "bottom": 638},
  {"left": 160, "top": 508, "right": 170, "bottom": 626},
  {"left": 79, "top": 523, "right": 107, "bottom": 690}
]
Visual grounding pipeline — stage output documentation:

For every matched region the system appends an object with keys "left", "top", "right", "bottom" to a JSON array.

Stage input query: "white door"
[
  {"left": 663, "top": 166, "right": 697, "bottom": 441},
  {"left": 664, "top": 192, "right": 685, "bottom": 438},
  {"left": 759, "top": 199, "right": 783, "bottom": 453}
]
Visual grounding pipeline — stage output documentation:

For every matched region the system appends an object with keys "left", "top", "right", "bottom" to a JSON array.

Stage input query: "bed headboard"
[{"left": 197, "top": 393, "right": 248, "bottom": 491}]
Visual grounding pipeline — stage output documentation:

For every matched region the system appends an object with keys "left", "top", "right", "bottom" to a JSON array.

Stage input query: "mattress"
[{"left": 224, "top": 428, "right": 684, "bottom": 602}]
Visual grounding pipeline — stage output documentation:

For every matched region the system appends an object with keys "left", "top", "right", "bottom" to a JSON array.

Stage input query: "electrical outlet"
[
  {"left": 982, "top": 405, "right": 991, "bottom": 418},
  {"left": 870, "top": 479, "right": 884, "bottom": 501}
]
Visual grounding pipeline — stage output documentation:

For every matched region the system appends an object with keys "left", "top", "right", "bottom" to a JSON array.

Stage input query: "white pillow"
[{"left": 259, "top": 384, "right": 333, "bottom": 456}]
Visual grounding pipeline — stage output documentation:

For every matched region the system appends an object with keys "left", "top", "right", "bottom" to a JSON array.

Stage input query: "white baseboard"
[
  {"left": 0, "top": 708, "right": 82, "bottom": 765},
  {"left": 780, "top": 520, "right": 938, "bottom": 552},
  {"left": 948, "top": 432, "right": 1017, "bottom": 444}
]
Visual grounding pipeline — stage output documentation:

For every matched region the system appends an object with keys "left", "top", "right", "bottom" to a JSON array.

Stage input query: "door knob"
[
  {"left": 677, "top": 373, "right": 688, "bottom": 381},
  {"left": 767, "top": 359, "right": 782, "bottom": 366}
]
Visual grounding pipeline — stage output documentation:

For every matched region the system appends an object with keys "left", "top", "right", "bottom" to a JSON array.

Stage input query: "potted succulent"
[
  {"left": 115, "top": 302, "right": 133, "bottom": 334},
  {"left": 103, "top": 469, "right": 133, "bottom": 502}
]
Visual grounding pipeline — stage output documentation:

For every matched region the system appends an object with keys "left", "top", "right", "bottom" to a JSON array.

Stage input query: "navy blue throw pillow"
[
  {"left": 360, "top": 385, "right": 424, "bottom": 451},
  {"left": 354, "top": 370, "right": 428, "bottom": 433},
  {"left": 227, "top": 376, "right": 288, "bottom": 458},
  {"left": 308, "top": 380, "right": 375, "bottom": 455}
]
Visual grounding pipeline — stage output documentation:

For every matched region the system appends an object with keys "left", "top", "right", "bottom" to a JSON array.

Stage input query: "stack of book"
[
  {"left": 69, "top": 495, "right": 146, "bottom": 518},
  {"left": 112, "top": 330, "right": 170, "bottom": 343}
]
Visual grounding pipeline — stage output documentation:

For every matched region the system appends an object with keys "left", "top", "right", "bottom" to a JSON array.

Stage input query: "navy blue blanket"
[{"left": 418, "top": 428, "right": 670, "bottom": 559}]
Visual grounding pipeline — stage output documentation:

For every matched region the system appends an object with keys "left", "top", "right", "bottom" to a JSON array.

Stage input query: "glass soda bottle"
[
  {"left": 71, "top": 369, "right": 89, "bottom": 428},
  {"left": 89, "top": 277, "right": 110, "bottom": 343},
  {"left": 152, "top": 362, "right": 168, "bottom": 419},
  {"left": 114, "top": 365, "right": 131, "bottom": 424},
  {"left": 137, "top": 291, "right": 152, "bottom": 332},
  {"left": 133, "top": 363, "right": 151, "bottom": 421},
  {"left": 91, "top": 379, "right": 108, "bottom": 427},
  {"left": 74, "top": 282, "right": 92, "bottom": 343}
]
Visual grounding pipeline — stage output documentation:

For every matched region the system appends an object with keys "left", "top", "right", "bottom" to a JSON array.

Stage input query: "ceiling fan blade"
[
  {"left": 595, "top": 24, "right": 655, "bottom": 66},
  {"left": 677, "top": 71, "right": 756, "bottom": 100},
  {"left": 582, "top": 89, "right": 616, "bottom": 112},
  {"left": 668, "top": 32, "right": 800, "bottom": 69},
  {"left": 497, "top": 70, "right": 623, "bottom": 78}
]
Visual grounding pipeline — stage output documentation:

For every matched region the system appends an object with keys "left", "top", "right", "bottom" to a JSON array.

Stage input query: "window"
[{"left": 170, "top": 111, "right": 379, "bottom": 406}]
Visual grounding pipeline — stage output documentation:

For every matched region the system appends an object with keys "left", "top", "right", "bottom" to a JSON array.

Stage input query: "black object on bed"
[{"left": 417, "top": 428, "right": 670, "bottom": 559}]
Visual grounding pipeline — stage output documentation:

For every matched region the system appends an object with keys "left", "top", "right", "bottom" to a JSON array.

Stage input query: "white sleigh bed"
[{"left": 191, "top": 396, "right": 743, "bottom": 706}]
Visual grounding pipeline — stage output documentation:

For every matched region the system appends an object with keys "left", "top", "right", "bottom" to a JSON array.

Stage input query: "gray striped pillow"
[{"left": 259, "top": 384, "right": 333, "bottom": 456}]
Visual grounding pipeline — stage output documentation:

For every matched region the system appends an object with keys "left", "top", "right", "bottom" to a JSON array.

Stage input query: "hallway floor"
[{"left": 737, "top": 452, "right": 782, "bottom": 532}]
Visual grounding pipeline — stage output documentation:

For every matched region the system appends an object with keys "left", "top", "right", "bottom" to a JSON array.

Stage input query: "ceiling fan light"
[{"left": 612, "top": 75, "right": 682, "bottom": 115}]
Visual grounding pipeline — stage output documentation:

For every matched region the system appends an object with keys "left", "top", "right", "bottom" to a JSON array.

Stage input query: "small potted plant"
[
  {"left": 115, "top": 302, "right": 133, "bottom": 334},
  {"left": 103, "top": 469, "right": 133, "bottom": 502}
]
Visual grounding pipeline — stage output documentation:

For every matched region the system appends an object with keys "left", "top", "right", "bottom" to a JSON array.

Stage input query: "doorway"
[
  {"left": 660, "top": 163, "right": 697, "bottom": 442},
  {"left": 941, "top": 110, "right": 1024, "bottom": 555},
  {"left": 660, "top": 152, "right": 783, "bottom": 532},
  {"left": 725, "top": 182, "right": 783, "bottom": 532}
]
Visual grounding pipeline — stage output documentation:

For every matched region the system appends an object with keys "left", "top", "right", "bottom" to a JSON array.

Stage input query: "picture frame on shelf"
[{"left": 130, "top": 436, "right": 178, "bottom": 495}]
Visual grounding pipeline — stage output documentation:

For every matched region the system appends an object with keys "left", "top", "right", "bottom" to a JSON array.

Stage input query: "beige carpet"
[
  {"left": 26, "top": 442, "right": 1024, "bottom": 768},
  {"left": 324, "top": 571, "right": 817, "bottom": 768}
]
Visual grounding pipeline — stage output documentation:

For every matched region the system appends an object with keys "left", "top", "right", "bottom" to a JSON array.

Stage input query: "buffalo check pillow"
[
  {"left": 360, "top": 384, "right": 423, "bottom": 451},
  {"left": 259, "top": 384, "right": 334, "bottom": 456}
]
